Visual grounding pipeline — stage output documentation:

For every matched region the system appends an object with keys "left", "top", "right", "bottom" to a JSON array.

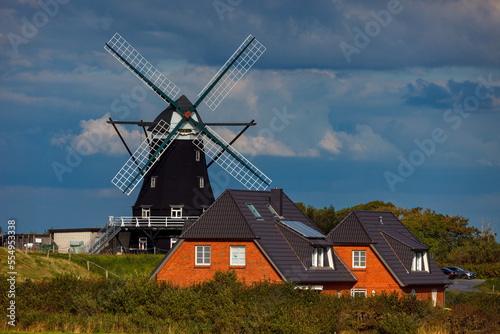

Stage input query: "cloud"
[
  {"left": 318, "top": 129, "right": 342, "bottom": 154},
  {"left": 51, "top": 113, "right": 143, "bottom": 156},
  {"left": 403, "top": 77, "right": 500, "bottom": 111},
  {"left": 215, "top": 127, "right": 318, "bottom": 157},
  {"left": 318, "top": 125, "right": 400, "bottom": 160}
]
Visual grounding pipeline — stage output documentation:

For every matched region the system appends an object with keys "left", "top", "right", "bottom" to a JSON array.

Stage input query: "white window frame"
[
  {"left": 230, "top": 245, "right": 246, "bottom": 266},
  {"left": 352, "top": 250, "right": 366, "bottom": 268},
  {"left": 195, "top": 245, "right": 211, "bottom": 266},
  {"left": 411, "top": 251, "right": 429, "bottom": 272},
  {"left": 171, "top": 207, "right": 182, "bottom": 218},
  {"left": 150, "top": 176, "right": 157, "bottom": 188},
  {"left": 142, "top": 207, "right": 150, "bottom": 218},
  {"left": 312, "top": 248, "right": 324, "bottom": 267},
  {"left": 199, "top": 176, "right": 204, "bottom": 189},
  {"left": 246, "top": 203, "right": 261, "bottom": 218},
  {"left": 351, "top": 289, "right": 367, "bottom": 297},
  {"left": 195, "top": 150, "right": 201, "bottom": 162},
  {"left": 139, "top": 237, "right": 147, "bottom": 250},
  {"left": 327, "top": 248, "right": 335, "bottom": 269}
]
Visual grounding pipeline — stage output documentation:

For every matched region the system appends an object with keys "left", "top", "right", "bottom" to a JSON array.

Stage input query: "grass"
[
  {"left": 475, "top": 277, "right": 500, "bottom": 293},
  {"left": 0, "top": 248, "right": 98, "bottom": 281},
  {"left": 0, "top": 249, "right": 165, "bottom": 280}
]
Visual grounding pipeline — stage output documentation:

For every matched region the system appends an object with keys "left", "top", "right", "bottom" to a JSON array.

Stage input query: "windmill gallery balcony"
[{"left": 108, "top": 215, "right": 198, "bottom": 229}]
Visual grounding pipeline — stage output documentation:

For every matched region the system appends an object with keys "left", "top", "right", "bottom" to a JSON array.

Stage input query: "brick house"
[
  {"left": 151, "top": 188, "right": 357, "bottom": 291},
  {"left": 326, "top": 210, "right": 450, "bottom": 306}
]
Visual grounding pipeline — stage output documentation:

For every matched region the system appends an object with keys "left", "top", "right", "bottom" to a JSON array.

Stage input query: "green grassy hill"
[{"left": 0, "top": 248, "right": 165, "bottom": 280}]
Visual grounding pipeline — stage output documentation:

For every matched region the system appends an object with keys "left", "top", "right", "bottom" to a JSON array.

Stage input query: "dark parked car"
[
  {"left": 444, "top": 266, "right": 476, "bottom": 279},
  {"left": 441, "top": 267, "right": 458, "bottom": 279}
]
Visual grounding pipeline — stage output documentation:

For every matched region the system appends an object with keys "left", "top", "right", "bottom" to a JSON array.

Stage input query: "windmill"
[{"left": 104, "top": 33, "right": 272, "bottom": 220}]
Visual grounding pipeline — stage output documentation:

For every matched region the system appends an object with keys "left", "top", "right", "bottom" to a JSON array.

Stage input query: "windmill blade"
[
  {"left": 112, "top": 120, "right": 179, "bottom": 195},
  {"left": 193, "top": 126, "right": 271, "bottom": 191},
  {"left": 105, "top": 33, "right": 181, "bottom": 107},
  {"left": 197, "top": 35, "right": 266, "bottom": 112}
]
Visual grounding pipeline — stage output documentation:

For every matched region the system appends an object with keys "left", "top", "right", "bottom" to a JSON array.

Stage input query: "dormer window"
[
  {"left": 312, "top": 247, "right": 335, "bottom": 269},
  {"left": 312, "top": 248, "right": 324, "bottom": 267},
  {"left": 142, "top": 207, "right": 150, "bottom": 218},
  {"left": 411, "top": 251, "right": 429, "bottom": 272}
]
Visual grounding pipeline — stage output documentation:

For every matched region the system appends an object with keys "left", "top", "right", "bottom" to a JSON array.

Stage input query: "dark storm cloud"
[{"left": 404, "top": 78, "right": 500, "bottom": 111}]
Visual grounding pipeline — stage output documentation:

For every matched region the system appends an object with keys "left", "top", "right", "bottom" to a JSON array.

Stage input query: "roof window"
[{"left": 246, "top": 203, "right": 261, "bottom": 218}]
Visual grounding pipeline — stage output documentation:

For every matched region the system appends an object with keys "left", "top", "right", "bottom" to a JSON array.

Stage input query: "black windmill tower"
[{"left": 101, "top": 33, "right": 272, "bottom": 253}]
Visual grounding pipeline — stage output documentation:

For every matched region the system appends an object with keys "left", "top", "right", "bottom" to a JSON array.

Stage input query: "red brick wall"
[
  {"left": 156, "top": 240, "right": 282, "bottom": 286},
  {"left": 334, "top": 245, "right": 445, "bottom": 306}
]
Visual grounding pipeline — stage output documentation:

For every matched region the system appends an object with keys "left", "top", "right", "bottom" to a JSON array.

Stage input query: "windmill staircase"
[{"left": 85, "top": 219, "right": 121, "bottom": 255}]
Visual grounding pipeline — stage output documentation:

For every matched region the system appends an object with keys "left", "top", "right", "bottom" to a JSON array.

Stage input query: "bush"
[{"left": 1, "top": 271, "right": 499, "bottom": 333}]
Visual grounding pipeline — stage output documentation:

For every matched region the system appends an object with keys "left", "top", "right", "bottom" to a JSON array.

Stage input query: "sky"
[{"left": 1, "top": 0, "right": 499, "bottom": 237}]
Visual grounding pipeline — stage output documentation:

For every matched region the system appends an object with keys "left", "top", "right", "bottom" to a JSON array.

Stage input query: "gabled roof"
[
  {"left": 152, "top": 189, "right": 356, "bottom": 284},
  {"left": 327, "top": 210, "right": 450, "bottom": 287},
  {"left": 180, "top": 190, "right": 256, "bottom": 239}
]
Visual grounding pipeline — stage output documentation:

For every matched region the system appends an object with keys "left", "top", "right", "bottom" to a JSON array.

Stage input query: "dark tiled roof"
[
  {"left": 327, "top": 210, "right": 449, "bottom": 287},
  {"left": 181, "top": 190, "right": 256, "bottom": 239},
  {"left": 166, "top": 188, "right": 356, "bottom": 284},
  {"left": 223, "top": 189, "right": 356, "bottom": 284},
  {"left": 327, "top": 211, "right": 372, "bottom": 244}
]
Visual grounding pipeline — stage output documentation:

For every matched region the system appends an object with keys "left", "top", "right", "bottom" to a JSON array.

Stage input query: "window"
[
  {"left": 230, "top": 245, "right": 246, "bottom": 266},
  {"left": 266, "top": 203, "right": 279, "bottom": 216},
  {"left": 199, "top": 176, "right": 204, "bottom": 189},
  {"left": 170, "top": 238, "right": 178, "bottom": 248},
  {"left": 411, "top": 251, "right": 429, "bottom": 272},
  {"left": 139, "top": 237, "right": 147, "bottom": 250},
  {"left": 142, "top": 207, "right": 150, "bottom": 218},
  {"left": 312, "top": 248, "right": 324, "bottom": 267},
  {"left": 353, "top": 250, "right": 366, "bottom": 268},
  {"left": 351, "top": 289, "right": 367, "bottom": 297},
  {"left": 195, "top": 245, "right": 211, "bottom": 265},
  {"left": 150, "top": 176, "right": 157, "bottom": 188},
  {"left": 195, "top": 150, "right": 201, "bottom": 161},
  {"left": 171, "top": 207, "right": 182, "bottom": 218},
  {"left": 246, "top": 203, "right": 261, "bottom": 218}
]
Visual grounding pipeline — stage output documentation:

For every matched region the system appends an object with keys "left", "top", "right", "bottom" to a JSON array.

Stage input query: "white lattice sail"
[
  {"left": 111, "top": 120, "right": 179, "bottom": 195},
  {"left": 105, "top": 33, "right": 181, "bottom": 104},
  {"left": 199, "top": 35, "right": 266, "bottom": 111},
  {"left": 193, "top": 126, "right": 272, "bottom": 190}
]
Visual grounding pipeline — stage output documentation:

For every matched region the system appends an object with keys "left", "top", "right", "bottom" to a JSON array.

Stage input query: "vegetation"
[
  {"left": 1, "top": 271, "right": 499, "bottom": 333},
  {"left": 297, "top": 201, "right": 500, "bottom": 277}
]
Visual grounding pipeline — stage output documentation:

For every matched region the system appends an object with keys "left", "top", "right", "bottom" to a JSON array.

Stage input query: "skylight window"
[
  {"left": 246, "top": 203, "right": 261, "bottom": 218},
  {"left": 281, "top": 221, "right": 325, "bottom": 238}
]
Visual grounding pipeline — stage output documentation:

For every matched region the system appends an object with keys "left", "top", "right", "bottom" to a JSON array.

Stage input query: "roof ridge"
[{"left": 380, "top": 230, "right": 414, "bottom": 249}]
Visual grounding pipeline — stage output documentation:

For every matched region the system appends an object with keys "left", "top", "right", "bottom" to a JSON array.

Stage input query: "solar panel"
[{"left": 281, "top": 221, "right": 325, "bottom": 238}]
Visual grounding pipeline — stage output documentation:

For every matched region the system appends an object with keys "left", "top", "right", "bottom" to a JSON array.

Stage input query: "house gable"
[
  {"left": 328, "top": 210, "right": 450, "bottom": 288},
  {"left": 181, "top": 190, "right": 256, "bottom": 239},
  {"left": 327, "top": 211, "right": 372, "bottom": 244}
]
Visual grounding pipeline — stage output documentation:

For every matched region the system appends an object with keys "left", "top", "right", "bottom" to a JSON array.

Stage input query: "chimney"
[{"left": 270, "top": 188, "right": 283, "bottom": 216}]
